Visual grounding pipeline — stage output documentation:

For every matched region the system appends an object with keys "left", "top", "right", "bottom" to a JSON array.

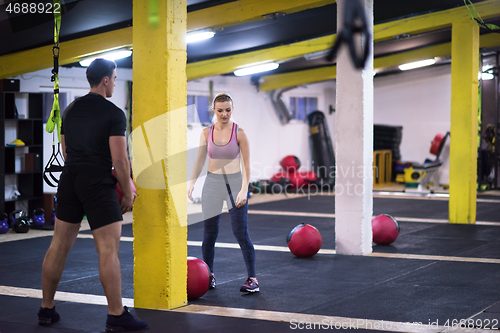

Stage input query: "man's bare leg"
[
  {"left": 92, "top": 221, "right": 123, "bottom": 315},
  {"left": 41, "top": 218, "right": 81, "bottom": 308}
]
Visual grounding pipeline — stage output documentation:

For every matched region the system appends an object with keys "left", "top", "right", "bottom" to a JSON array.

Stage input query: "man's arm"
[
  {"left": 61, "top": 134, "right": 67, "bottom": 160},
  {"left": 110, "top": 136, "right": 133, "bottom": 213}
]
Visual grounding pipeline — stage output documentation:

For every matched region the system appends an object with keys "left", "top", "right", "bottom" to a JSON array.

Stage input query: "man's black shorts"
[{"left": 56, "top": 165, "right": 122, "bottom": 230}]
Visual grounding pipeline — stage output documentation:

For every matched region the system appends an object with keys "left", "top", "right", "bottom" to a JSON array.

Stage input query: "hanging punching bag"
[{"left": 307, "top": 111, "right": 335, "bottom": 186}]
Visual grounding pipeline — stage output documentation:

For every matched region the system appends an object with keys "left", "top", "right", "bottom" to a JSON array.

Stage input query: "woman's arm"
[
  {"left": 188, "top": 128, "right": 208, "bottom": 201},
  {"left": 236, "top": 128, "right": 250, "bottom": 208}
]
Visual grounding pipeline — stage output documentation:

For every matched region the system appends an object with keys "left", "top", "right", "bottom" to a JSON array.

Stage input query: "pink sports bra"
[{"left": 207, "top": 123, "right": 240, "bottom": 160}]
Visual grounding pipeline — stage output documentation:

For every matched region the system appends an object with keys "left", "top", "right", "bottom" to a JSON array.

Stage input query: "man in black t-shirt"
[{"left": 38, "top": 59, "right": 147, "bottom": 332}]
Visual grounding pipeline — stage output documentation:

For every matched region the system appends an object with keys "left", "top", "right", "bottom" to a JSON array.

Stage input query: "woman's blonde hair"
[{"left": 210, "top": 93, "right": 233, "bottom": 124}]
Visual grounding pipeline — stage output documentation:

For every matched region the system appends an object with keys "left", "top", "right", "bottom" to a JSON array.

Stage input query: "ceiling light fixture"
[
  {"left": 234, "top": 62, "right": 279, "bottom": 76},
  {"left": 399, "top": 59, "right": 436, "bottom": 71},
  {"left": 186, "top": 29, "right": 215, "bottom": 44},
  {"left": 481, "top": 66, "right": 495, "bottom": 81},
  {"left": 79, "top": 49, "right": 132, "bottom": 67},
  {"left": 304, "top": 50, "right": 330, "bottom": 61},
  {"left": 482, "top": 72, "right": 495, "bottom": 80}
]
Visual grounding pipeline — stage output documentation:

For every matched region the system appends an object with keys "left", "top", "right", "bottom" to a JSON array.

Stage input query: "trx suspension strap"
[
  {"left": 464, "top": 0, "right": 500, "bottom": 33},
  {"left": 44, "top": 0, "right": 64, "bottom": 187},
  {"left": 326, "top": 0, "right": 371, "bottom": 69}
]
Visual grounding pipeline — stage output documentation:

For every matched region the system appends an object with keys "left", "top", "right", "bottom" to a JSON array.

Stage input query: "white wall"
[{"left": 374, "top": 64, "right": 451, "bottom": 184}]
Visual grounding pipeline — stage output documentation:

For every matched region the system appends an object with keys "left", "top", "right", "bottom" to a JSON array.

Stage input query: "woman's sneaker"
[
  {"left": 209, "top": 273, "right": 216, "bottom": 289},
  {"left": 240, "top": 277, "right": 259, "bottom": 292},
  {"left": 105, "top": 306, "right": 148, "bottom": 332},
  {"left": 38, "top": 306, "right": 60, "bottom": 326}
]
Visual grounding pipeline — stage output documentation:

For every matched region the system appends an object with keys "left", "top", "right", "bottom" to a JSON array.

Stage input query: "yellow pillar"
[
  {"left": 132, "top": 0, "right": 188, "bottom": 309},
  {"left": 449, "top": 19, "right": 479, "bottom": 224}
]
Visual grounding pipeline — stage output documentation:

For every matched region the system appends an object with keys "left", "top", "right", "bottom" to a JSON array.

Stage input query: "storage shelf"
[
  {"left": 5, "top": 195, "right": 43, "bottom": 203},
  {"left": 4, "top": 118, "right": 43, "bottom": 121},
  {"left": 4, "top": 144, "right": 43, "bottom": 148},
  {"left": 5, "top": 171, "right": 43, "bottom": 175},
  {"left": 1, "top": 92, "right": 44, "bottom": 214}
]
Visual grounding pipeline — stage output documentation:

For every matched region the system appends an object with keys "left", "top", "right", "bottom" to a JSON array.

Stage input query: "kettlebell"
[
  {"left": 32, "top": 208, "right": 45, "bottom": 227},
  {"left": 0, "top": 213, "right": 9, "bottom": 234},
  {"left": 13, "top": 217, "right": 30, "bottom": 233},
  {"left": 9, "top": 210, "right": 24, "bottom": 229},
  {"left": 9, "top": 210, "right": 30, "bottom": 233},
  {"left": 51, "top": 196, "right": 57, "bottom": 224}
]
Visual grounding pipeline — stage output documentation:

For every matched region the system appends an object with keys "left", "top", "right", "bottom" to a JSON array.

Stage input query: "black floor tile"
[
  {"left": 485, "top": 301, "right": 500, "bottom": 313},
  {"left": 2, "top": 195, "right": 500, "bottom": 332},
  {"left": 469, "top": 312, "right": 500, "bottom": 329}
]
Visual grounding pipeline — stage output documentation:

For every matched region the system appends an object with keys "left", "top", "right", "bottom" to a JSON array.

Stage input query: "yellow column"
[
  {"left": 132, "top": 0, "right": 188, "bottom": 309},
  {"left": 449, "top": 19, "right": 479, "bottom": 224}
]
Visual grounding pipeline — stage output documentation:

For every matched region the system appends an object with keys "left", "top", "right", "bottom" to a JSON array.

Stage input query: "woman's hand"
[
  {"left": 235, "top": 190, "right": 248, "bottom": 208},
  {"left": 187, "top": 183, "right": 195, "bottom": 201}
]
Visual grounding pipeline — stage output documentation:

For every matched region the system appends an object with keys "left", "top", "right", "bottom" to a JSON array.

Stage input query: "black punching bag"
[{"left": 307, "top": 111, "right": 335, "bottom": 186}]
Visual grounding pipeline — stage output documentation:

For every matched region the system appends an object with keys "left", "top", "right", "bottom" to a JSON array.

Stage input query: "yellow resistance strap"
[
  {"left": 46, "top": 0, "right": 62, "bottom": 142},
  {"left": 464, "top": 0, "right": 500, "bottom": 32},
  {"left": 44, "top": 0, "right": 64, "bottom": 188}
]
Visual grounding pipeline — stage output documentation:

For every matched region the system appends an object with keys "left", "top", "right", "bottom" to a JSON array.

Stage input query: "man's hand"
[{"left": 120, "top": 192, "right": 136, "bottom": 214}]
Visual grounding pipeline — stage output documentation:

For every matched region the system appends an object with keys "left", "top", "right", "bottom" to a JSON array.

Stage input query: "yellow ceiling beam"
[
  {"left": 259, "top": 33, "right": 500, "bottom": 91},
  {"left": 0, "top": 0, "right": 334, "bottom": 79},
  {"left": 478, "top": 31, "right": 500, "bottom": 49},
  {"left": 259, "top": 66, "right": 337, "bottom": 92},
  {"left": 187, "top": 0, "right": 500, "bottom": 80},
  {"left": 187, "top": 34, "right": 335, "bottom": 80},
  {"left": 374, "top": 0, "right": 500, "bottom": 42},
  {"left": 372, "top": 43, "right": 452, "bottom": 71},
  {"left": 0, "top": 27, "right": 133, "bottom": 80},
  {"left": 187, "top": 0, "right": 336, "bottom": 31}
]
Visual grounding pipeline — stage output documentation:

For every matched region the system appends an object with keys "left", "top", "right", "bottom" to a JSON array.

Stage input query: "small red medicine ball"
[
  {"left": 372, "top": 214, "right": 400, "bottom": 246},
  {"left": 187, "top": 257, "right": 210, "bottom": 299},
  {"left": 112, "top": 169, "right": 137, "bottom": 204},
  {"left": 280, "top": 155, "right": 301, "bottom": 173},
  {"left": 286, "top": 223, "right": 322, "bottom": 258}
]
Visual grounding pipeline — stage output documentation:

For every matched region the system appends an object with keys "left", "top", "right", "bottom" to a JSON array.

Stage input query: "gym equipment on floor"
[
  {"left": 372, "top": 214, "right": 400, "bottom": 246},
  {"left": 404, "top": 132, "right": 449, "bottom": 194},
  {"left": 187, "top": 257, "right": 210, "bottom": 299},
  {"left": 0, "top": 213, "right": 9, "bottom": 234},
  {"left": 286, "top": 223, "right": 322, "bottom": 258}
]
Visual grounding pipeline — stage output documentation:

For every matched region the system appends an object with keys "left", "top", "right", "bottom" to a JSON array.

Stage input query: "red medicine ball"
[
  {"left": 281, "top": 155, "right": 301, "bottom": 174},
  {"left": 430, "top": 133, "right": 445, "bottom": 156},
  {"left": 287, "top": 224, "right": 322, "bottom": 258},
  {"left": 372, "top": 214, "right": 400, "bottom": 246},
  {"left": 270, "top": 171, "right": 289, "bottom": 183},
  {"left": 187, "top": 257, "right": 210, "bottom": 299},
  {"left": 112, "top": 169, "right": 137, "bottom": 204},
  {"left": 299, "top": 171, "right": 318, "bottom": 184},
  {"left": 288, "top": 173, "right": 305, "bottom": 188}
]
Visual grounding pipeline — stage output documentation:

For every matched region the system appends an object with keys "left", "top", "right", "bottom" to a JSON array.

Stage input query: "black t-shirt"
[{"left": 61, "top": 93, "right": 126, "bottom": 170}]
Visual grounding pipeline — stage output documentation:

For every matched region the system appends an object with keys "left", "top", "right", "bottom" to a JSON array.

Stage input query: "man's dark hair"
[{"left": 86, "top": 59, "right": 116, "bottom": 87}]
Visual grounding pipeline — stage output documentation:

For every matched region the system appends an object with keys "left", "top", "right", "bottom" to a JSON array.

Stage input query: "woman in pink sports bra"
[{"left": 188, "top": 93, "right": 258, "bottom": 293}]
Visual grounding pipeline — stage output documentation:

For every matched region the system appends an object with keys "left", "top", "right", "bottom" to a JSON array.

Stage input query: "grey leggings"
[{"left": 201, "top": 172, "right": 256, "bottom": 277}]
